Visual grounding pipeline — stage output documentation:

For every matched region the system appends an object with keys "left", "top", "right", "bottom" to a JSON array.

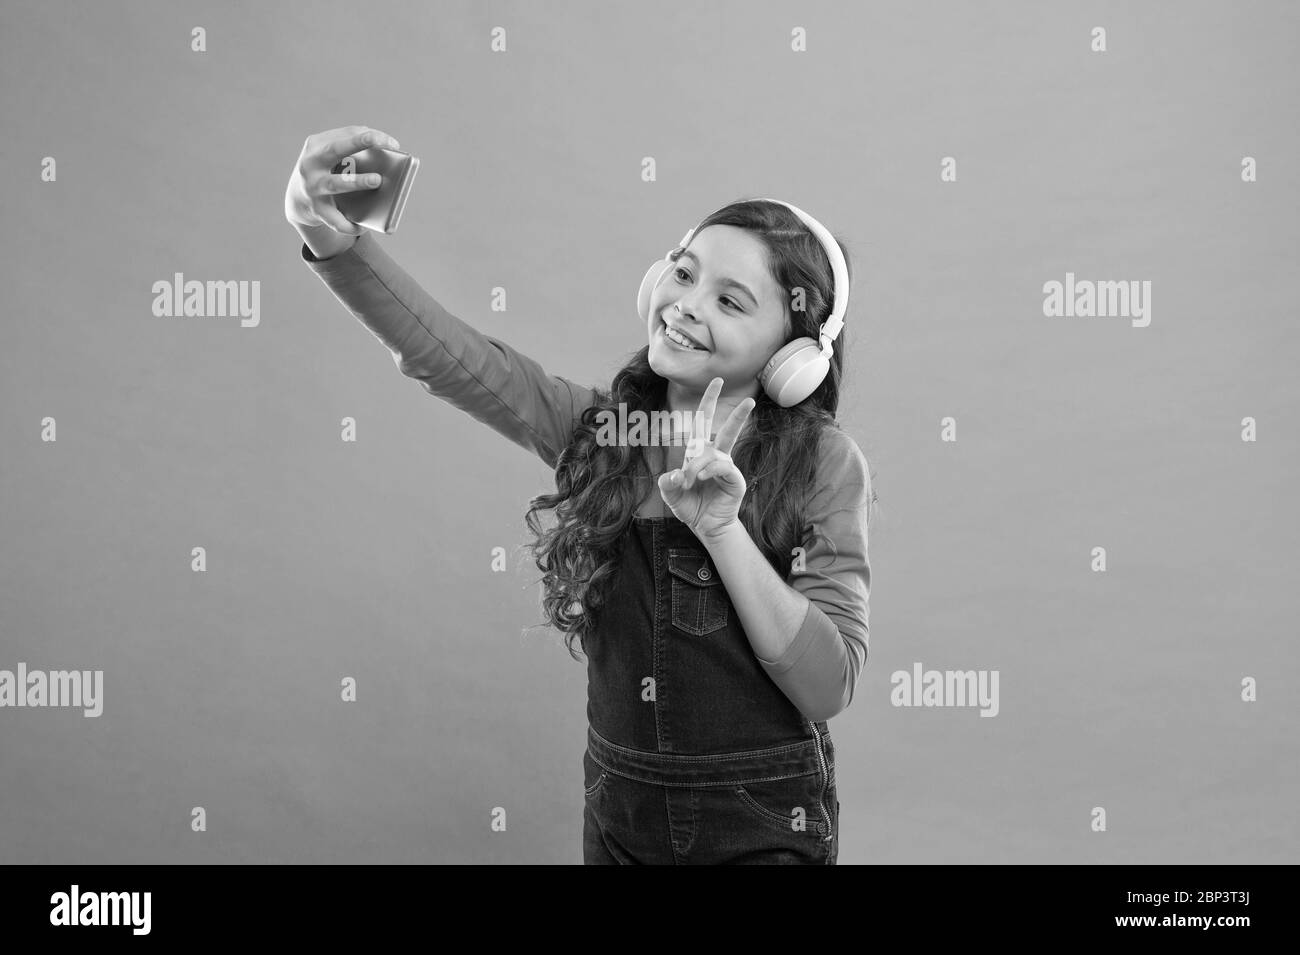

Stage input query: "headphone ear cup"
[
  {"left": 758, "top": 337, "right": 830, "bottom": 408},
  {"left": 638, "top": 259, "right": 673, "bottom": 323}
]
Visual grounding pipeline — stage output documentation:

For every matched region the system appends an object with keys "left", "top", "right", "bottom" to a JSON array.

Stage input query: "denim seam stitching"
[
  {"left": 651, "top": 522, "right": 667, "bottom": 749},
  {"left": 733, "top": 786, "right": 822, "bottom": 835},
  {"left": 591, "top": 727, "right": 814, "bottom": 761},
  {"left": 592, "top": 759, "right": 816, "bottom": 789},
  {"left": 667, "top": 788, "right": 682, "bottom": 864}
]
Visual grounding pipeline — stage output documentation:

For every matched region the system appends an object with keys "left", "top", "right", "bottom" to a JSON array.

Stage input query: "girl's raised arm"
[{"left": 286, "top": 126, "right": 598, "bottom": 469}]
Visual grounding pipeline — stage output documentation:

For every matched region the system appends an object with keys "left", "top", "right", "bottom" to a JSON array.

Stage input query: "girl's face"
[{"left": 646, "top": 224, "right": 790, "bottom": 419}]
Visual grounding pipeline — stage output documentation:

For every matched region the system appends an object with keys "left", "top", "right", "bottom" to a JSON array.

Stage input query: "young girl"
[{"left": 286, "top": 126, "right": 874, "bottom": 864}]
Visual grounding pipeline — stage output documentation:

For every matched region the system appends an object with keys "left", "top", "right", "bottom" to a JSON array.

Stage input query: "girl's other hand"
[
  {"left": 284, "top": 126, "right": 402, "bottom": 236},
  {"left": 657, "top": 377, "right": 756, "bottom": 544}
]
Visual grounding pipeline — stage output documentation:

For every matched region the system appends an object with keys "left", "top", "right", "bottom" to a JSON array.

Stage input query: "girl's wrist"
[{"left": 296, "top": 222, "right": 359, "bottom": 261}]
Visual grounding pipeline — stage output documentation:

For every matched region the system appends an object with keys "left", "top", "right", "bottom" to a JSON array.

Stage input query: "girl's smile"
[{"left": 658, "top": 319, "right": 710, "bottom": 352}]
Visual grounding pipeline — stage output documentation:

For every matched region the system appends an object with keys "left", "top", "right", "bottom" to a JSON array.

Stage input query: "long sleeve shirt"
[{"left": 299, "top": 232, "right": 872, "bottom": 722}]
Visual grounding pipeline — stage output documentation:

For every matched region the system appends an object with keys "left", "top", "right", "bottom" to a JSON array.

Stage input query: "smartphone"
[{"left": 331, "top": 147, "right": 421, "bottom": 234}]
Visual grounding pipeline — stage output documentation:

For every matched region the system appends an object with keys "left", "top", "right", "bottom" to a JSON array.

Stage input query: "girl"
[{"left": 285, "top": 126, "right": 874, "bottom": 864}]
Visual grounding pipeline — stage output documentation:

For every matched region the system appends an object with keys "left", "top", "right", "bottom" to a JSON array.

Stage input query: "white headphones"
[{"left": 636, "top": 198, "right": 849, "bottom": 408}]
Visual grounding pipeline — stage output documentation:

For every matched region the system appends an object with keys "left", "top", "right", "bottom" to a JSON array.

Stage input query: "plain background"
[{"left": 1, "top": 0, "right": 1297, "bottom": 864}]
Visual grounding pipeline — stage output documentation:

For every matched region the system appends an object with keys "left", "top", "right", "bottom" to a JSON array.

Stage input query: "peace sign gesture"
[{"left": 657, "top": 377, "right": 756, "bottom": 543}]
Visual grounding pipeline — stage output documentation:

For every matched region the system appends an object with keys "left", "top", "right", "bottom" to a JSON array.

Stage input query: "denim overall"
[{"left": 581, "top": 506, "right": 839, "bottom": 864}]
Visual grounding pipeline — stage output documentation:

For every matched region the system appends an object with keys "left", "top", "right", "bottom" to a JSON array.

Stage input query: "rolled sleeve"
[{"left": 756, "top": 428, "right": 872, "bottom": 721}]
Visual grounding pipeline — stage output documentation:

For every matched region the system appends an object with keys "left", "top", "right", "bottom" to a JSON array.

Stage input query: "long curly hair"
[{"left": 521, "top": 197, "right": 867, "bottom": 660}]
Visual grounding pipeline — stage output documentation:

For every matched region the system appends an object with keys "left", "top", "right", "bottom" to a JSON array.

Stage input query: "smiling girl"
[{"left": 286, "top": 126, "right": 875, "bottom": 864}]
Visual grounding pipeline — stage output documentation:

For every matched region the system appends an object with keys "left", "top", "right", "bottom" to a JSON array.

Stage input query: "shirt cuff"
[
  {"left": 756, "top": 599, "right": 823, "bottom": 673},
  {"left": 299, "top": 232, "right": 369, "bottom": 270}
]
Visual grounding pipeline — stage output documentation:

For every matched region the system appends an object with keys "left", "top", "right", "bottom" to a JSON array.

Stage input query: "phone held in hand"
[{"left": 331, "top": 147, "right": 420, "bottom": 234}]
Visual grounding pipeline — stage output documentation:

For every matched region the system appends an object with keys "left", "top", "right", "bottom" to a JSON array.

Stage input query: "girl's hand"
[
  {"left": 657, "top": 377, "right": 756, "bottom": 544},
  {"left": 284, "top": 126, "right": 402, "bottom": 236}
]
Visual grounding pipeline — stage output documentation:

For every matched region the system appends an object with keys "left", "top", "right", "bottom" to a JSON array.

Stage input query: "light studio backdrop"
[{"left": 1, "top": 0, "right": 1296, "bottom": 864}]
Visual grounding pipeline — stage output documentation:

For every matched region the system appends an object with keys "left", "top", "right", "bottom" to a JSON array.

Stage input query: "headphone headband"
[{"left": 668, "top": 198, "right": 848, "bottom": 349}]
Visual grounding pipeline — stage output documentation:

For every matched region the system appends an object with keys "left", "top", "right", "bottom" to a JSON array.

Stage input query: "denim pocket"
[
  {"left": 667, "top": 548, "right": 729, "bottom": 636},
  {"left": 583, "top": 749, "right": 608, "bottom": 798},
  {"left": 730, "top": 774, "right": 829, "bottom": 837}
]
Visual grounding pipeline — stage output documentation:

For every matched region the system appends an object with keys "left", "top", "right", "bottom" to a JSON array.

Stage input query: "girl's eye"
[{"left": 673, "top": 268, "right": 741, "bottom": 311}]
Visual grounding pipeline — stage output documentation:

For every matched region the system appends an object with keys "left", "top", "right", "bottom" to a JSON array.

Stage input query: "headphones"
[{"left": 636, "top": 197, "right": 849, "bottom": 408}]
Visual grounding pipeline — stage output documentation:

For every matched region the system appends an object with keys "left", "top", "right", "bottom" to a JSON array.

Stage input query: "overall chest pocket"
[{"left": 667, "top": 548, "right": 730, "bottom": 636}]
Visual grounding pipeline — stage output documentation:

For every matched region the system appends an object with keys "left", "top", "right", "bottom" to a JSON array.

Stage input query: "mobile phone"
[{"left": 331, "top": 147, "right": 420, "bottom": 234}]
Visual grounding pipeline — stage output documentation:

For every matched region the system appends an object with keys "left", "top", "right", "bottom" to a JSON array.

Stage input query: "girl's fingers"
[
  {"left": 314, "top": 202, "right": 363, "bottom": 236},
  {"left": 680, "top": 450, "right": 704, "bottom": 489},
  {"left": 714, "top": 397, "right": 755, "bottom": 456},
  {"left": 681, "top": 448, "right": 734, "bottom": 490},
  {"left": 319, "top": 172, "right": 382, "bottom": 195},
  {"left": 693, "top": 377, "right": 723, "bottom": 448},
  {"left": 683, "top": 434, "right": 709, "bottom": 466},
  {"left": 319, "top": 127, "right": 401, "bottom": 167},
  {"left": 693, "top": 454, "right": 737, "bottom": 489}
]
